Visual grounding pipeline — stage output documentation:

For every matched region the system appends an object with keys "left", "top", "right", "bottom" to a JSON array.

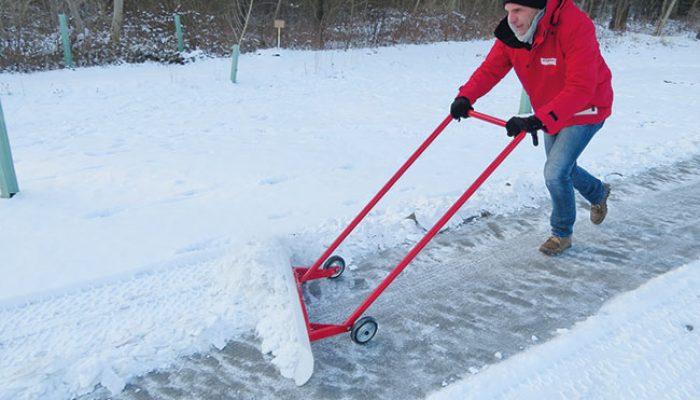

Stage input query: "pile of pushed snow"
[
  {"left": 213, "top": 213, "right": 429, "bottom": 385},
  {"left": 218, "top": 238, "right": 312, "bottom": 383}
]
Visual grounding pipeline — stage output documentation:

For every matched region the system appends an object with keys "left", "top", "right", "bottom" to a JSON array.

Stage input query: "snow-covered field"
[{"left": 1, "top": 31, "right": 699, "bottom": 399}]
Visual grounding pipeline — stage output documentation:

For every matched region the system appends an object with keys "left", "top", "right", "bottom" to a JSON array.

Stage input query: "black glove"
[
  {"left": 450, "top": 97, "right": 473, "bottom": 121},
  {"left": 505, "top": 115, "right": 543, "bottom": 146}
]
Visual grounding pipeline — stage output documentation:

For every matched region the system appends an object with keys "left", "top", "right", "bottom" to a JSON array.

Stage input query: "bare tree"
[
  {"left": 655, "top": 0, "right": 679, "bottom": 34},
  {"left": 223, "top": 0, "right": 256, "bottom": 46},
  {"left": 65, "top": 0, "right": 85, "bottom": 33},
  {"left": 579, "top": 0, "right": 602, "bottom": 18},
  {"left": 412, "top": 0, "right": 422, "bottom": 14},
  {"left": 273, "top": 0, "right": 283, "bottom": 20},
  {"left": 5, "top": 0, "right": 700, "bottom": 73},
  {"left": 307, "top": 0, "right": 344, "bottom": 48},
  {"left": 694, "top": 0, "right": 700, "bottom": 38},
  {"left": 239, "top": 0, "right": 255, "bottom": 45},
  {"left": 111, "top": 0, "right": 124, "bottom": 44},
  {"left": 313, "top": 0, "right": 326, "bottom": 47},
  {"left": 609, "top": 0, "right": 632, "bottom": 31}
]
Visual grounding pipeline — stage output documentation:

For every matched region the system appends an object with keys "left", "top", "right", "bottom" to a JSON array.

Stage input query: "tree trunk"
[
  {"left": 314, "top": 0, "right": 325, "bottom": 48},
  {"left": 582, "top": 0, "right": 598, "bottom": 18},
  {"left": 65, "top": 0, "right": 85, "bottom": 33},
  {"left": 345, "top": 0, "right": 355, "bottom": 50},
  {"left": 412, "top": 0, "right": 421, "bottom": 14},
  {"left": 110, "top": 0, "right": 124, "bottom": 44},
  {"left": 239, "top": 0, "right": 254, "bottom": 45},
  {"left": 609, "top": 0, "right": 631, "bottom": 31},
  {"left": 657, "top": 0, "right": 670, "bottom": 20},
  {"left": 273, "top": 0, "right": 283, "bottom": 20},
  {"left": 655, "top": 0, "right": 678, "bottom": 35}
]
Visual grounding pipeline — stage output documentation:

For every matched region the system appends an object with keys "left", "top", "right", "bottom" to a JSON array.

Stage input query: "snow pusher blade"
[
  {"left": 287, "top": 111, "right": 528, "bottom": 385},
  {"left": 278, "top": 262, "right": 315, "bottom": 385}
]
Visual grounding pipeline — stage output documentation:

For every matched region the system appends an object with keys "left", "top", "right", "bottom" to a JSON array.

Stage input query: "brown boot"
[
  {"left": 591, "top": 183, "right": 611, "bottom": 225},
  {"left": 539, "top": 236, "right": 572, "bottom": 256}
]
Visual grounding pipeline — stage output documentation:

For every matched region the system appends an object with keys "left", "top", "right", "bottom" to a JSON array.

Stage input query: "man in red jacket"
[{"left": 450, "top": 0, "right": 613, "bottom": 255}]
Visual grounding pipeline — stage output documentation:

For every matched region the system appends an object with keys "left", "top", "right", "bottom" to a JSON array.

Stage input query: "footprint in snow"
[
  {"left": 267, "top": 212, "right": 291, "bottom": 220},
  {"left": 84, "top": 207, "right": 125, "bottom": 219},
  {"left": 258, "top": 176, "right": 289, "bottom": 186}
]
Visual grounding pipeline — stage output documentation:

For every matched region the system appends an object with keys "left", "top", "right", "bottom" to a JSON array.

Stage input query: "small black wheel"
[
  {"left": 351, "top": 316, "right": 378, "bottom": 345},
  {"left": 322, "top": 255, "right": 345, "bottom": 279}
]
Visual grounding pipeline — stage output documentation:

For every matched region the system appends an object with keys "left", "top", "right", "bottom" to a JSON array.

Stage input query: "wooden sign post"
[{"left": 274, "top": 19, "right": 285, "bottom": 48}]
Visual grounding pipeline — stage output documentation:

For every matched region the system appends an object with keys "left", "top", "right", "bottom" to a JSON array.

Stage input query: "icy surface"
[
  {"left": 429, "top": 259, "right": 700, "bottom": 400},
  {"left": 1, "top": 32, "right": 699, "bottom": 399}
]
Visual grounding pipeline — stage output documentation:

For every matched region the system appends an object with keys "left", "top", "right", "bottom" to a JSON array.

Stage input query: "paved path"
[{"left": 84, "top": 155, "right": 700, "bottom": 400}]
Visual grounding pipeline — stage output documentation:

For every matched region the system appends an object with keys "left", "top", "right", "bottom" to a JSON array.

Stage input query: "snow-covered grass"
[{"left": 0, "top": 32, "right": 699, "bottom": 399}]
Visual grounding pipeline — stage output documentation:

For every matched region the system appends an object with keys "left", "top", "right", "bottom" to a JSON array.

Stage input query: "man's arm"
[{"left": 457, "top": 40, "right": 514, "bottom": 104}]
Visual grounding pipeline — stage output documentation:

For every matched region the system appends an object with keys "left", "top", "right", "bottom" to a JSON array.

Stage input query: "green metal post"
[
  {"left": 519, "top": 88, "right": 532, "bottom": 114},
  {"left": 58, "top": 14, "right": 73, "bottom": 68},
  {"left": 0, "top": 99, "right": 19, "bottom": 198},
  {"left": 174, "top": 14, "right": 184, "bottom": 52},
  {"left": 230, "top": 44, "right": 240, "bottom": 83}
]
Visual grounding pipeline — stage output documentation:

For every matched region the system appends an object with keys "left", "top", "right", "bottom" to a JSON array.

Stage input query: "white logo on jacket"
[{"left": 540, "top": 57, "right": 557, "bottom": 66}]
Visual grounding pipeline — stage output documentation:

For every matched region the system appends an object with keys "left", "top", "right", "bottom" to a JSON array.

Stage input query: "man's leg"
[
  {"left": 570, "top": 122, "right": 607, "bottom": 205},
  {"left": 542, "top": 122, "right": 604, "bottom": 246}
]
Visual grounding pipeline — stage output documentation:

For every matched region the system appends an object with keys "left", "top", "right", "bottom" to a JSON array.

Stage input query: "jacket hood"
[{"left": 495, "top": 0, "right": 568, "bottom": 49}]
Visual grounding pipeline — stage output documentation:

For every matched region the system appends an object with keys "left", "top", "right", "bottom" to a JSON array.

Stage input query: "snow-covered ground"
[
  {"left": 428, "top": 258, "right": 700, "bottom": 400},
  {"left": 1, "top": 31, "right": 699, "bottom": 399}
]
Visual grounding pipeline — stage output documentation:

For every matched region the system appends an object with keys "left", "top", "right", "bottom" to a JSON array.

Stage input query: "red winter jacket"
[{"left": 458, "top": 0, "right": 613, "bottom": 134}]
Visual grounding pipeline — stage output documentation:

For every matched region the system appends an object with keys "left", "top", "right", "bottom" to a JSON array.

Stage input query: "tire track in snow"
[{"left": 0, "top": 247, "right": 249, "bottom": 400}]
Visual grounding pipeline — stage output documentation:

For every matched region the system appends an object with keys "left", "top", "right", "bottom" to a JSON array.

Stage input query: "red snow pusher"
[{"left": 284, "top": 110, "right": 531, "bottom": 385}]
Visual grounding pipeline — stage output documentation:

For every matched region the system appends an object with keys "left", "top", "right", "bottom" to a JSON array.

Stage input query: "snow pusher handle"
[
  {"left": 299, "top": 114, "right": 454, "bottom": 283},
  {"left": 296, "top": 110, "right": 528, "bottom": 343}
]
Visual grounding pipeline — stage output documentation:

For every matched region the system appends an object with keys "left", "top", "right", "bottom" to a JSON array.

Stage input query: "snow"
[
  {"left": 428, "top": 258, "right": 700, "bottom": 399},
  {"left": 218, "top": 238, "right": 314, "bottom": 385},
  {"left": 1, "top": 31, "right": 699, "bottom": 399}
]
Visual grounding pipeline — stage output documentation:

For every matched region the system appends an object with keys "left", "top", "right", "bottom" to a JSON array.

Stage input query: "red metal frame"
[{"left": 294, "top": 110, "right": 528, "bottom": 341}]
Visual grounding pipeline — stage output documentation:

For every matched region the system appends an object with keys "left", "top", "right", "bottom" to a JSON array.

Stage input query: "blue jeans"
[{"left": 543, "top": 122, "right": 606, "bottom": 238}]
